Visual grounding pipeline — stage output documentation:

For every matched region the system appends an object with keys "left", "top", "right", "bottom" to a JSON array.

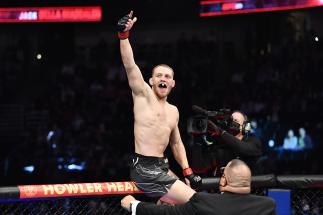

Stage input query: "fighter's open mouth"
[{"left": 158, "top": 83, "right": 167, "bottom": 88}]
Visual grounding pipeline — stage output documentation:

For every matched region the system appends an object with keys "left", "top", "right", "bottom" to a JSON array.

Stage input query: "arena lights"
[
  {"left": 36, "top": 54, "right": 42, "bottom": 60},
  {"left": 200, "top": 0, "right": 323, "bottom": 17},
  {"left": 268, "top": 139, "right": 275, "bottom": 148},
  {"left": 23, "top": 165, "right": 35, "bottom": 173},
  {"left": 0, "top": 6, "right": 102, "bottom": 23}
]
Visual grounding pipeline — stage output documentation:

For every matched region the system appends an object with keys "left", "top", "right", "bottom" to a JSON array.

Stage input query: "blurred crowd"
[{"left": 0, "top": 10, "right": 323, "bottom": 185}]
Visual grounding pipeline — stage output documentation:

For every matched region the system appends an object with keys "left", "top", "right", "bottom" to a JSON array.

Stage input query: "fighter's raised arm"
[{"left": 118, "top": 11, "right": 147, "bottom": 96}]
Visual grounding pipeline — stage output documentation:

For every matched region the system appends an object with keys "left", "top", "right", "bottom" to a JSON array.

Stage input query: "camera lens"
[{"left": 193, "top": 117, "right": 207, "bottom": 133}]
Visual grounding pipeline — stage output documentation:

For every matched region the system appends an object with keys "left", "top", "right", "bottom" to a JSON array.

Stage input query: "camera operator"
[
  {"left": 189, "top": 109, "right": 263, "bottom": 176},
  {"left": 208, "top": 111, "right": 263, "bottom": 175}
]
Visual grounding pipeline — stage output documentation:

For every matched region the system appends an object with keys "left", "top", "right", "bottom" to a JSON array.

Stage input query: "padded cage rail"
[{"left": 0, "top": 175, "right": 322, "bottom": 214}]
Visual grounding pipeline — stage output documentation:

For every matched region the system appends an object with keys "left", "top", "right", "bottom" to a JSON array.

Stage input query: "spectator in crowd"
[
  {"left": 283, "top": 129, "right": 298, "bottom": 150},
  {"left": 298, "top": 127, "right": 313, "bottom": 150}
]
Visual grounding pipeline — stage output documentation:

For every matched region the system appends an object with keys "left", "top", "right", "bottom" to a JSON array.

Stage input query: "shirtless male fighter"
[{"left": 117, "top": 11, "right": 201, "bottom": 203}]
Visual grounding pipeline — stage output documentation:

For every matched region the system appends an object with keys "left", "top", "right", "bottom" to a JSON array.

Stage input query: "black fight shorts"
[{"left": 130, "top": 153, "right": 177, "bottom": 197}]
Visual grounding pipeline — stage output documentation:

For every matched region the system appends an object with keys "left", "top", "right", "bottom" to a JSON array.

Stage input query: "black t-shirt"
[
  {"left": 211, "top": 133, "right": 262, "bottom": 174},
  {"left": 191, "top": 133, "right": 263, "bottom": 176}
]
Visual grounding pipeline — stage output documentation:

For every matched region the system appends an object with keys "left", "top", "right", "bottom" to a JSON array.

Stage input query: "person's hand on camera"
[
  {"left": 208, "top": 120, "right": 224, "bottom": 136},
  {"left": 117, "top": 11, "right": 137, "bottom": 40}
]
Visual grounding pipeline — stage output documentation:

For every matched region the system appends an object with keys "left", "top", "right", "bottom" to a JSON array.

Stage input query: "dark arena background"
[{"left": 0, "top": 0, "right": 323, "bottom": 214}]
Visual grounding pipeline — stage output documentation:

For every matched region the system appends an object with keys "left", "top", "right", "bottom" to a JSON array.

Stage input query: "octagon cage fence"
[{"left": 0, "top": 175, "right": 322, "bottom": 214}]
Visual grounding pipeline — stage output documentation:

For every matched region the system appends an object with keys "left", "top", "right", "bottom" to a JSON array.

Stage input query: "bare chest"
[
  {"left": 151, "top": 105, "right": 175, "bottom": 126},
  {"left": 135, "top": 103, "right": 176, "bottom": 129}
]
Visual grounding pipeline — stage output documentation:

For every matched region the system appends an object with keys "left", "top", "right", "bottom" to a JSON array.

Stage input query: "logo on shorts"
[{"left": 164, "top": 158, "right": 168, "bottom": 163}]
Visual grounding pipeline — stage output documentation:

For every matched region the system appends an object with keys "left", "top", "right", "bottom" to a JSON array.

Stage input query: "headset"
[{"left": 241, "top": 112, "right": 251, "bottom": 135}]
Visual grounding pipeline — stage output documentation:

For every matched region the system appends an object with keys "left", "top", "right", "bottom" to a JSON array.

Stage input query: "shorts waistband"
[{"left": 134, "top": 153, "right": 167, "bottom": 161}]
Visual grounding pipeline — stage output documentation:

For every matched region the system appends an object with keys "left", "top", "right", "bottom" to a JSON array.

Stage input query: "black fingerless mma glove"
[
  {"left": 183, "top": 168, "right": 202, "bottom": 190},
  {"left": 117, "top": 14, "right": 130, "bottom": 40}
]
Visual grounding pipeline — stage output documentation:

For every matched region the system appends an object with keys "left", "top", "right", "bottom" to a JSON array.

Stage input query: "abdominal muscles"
[{"left": 134, "top": 120, "right": 172, "bottom": 157}]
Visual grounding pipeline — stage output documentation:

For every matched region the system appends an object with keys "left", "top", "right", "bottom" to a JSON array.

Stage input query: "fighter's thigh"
[{"left": 166, "top": 179, "right": 196, "bottom": 203}]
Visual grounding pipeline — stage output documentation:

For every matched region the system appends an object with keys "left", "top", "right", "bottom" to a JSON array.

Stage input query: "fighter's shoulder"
[
  {"left": 167, "top": 103, "right": 179, "bottom": 114},
  {"left": 142, "top": 82, "right": 153, "bottom": 95},
  {"left": 133, "top": 83, "right": 153, "bottom": 98}
]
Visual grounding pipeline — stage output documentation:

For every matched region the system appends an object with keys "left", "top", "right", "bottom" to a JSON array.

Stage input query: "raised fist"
[{"left": 117, "top": 11, "right": 137, "bottom": 39}]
